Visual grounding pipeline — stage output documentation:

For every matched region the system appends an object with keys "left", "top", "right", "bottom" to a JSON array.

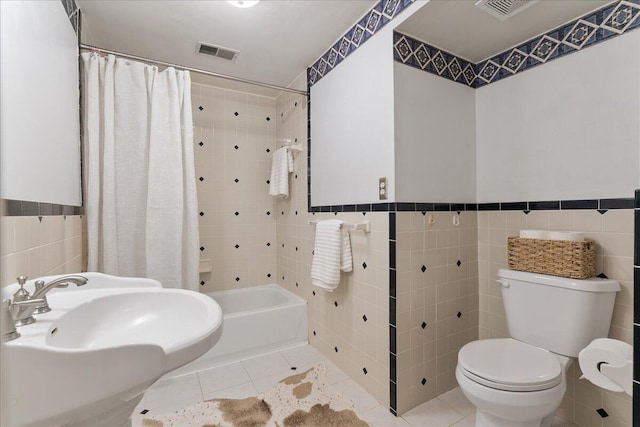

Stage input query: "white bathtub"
[{"left": 165, "top": 284, "right": 307, "bottom": 378}]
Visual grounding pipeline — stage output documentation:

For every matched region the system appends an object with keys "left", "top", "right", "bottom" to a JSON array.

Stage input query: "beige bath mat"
[{"left": 132, "top": 364, "right": 370, "bottom": 427}]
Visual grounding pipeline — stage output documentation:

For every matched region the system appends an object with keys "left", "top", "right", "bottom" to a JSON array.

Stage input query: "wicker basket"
[{"left": 507, "top": 236, "right": 596, "bottom": 279}]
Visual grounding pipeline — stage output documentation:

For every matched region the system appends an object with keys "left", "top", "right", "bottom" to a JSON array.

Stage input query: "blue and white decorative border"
[
  {"left": 393, "top": 33, "right": 476, "bottom": 86},
  {"left": 60, "top": 0, "right": 80, "bottom": 36},
  {"left": 308, "top": 0, "right": 415, "bottom": 86},
  {"left": 394, "top": 0, "right": 640, "bottom": 88}
]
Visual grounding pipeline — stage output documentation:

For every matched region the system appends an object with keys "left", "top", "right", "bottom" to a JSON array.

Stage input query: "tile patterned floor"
[{"left": 133, "top": 344, "right": 576, "bottom": 427}]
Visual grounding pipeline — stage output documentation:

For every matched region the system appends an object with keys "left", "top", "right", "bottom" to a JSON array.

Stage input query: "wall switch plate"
[{"left": 378, "top": 177, "right": 387, "bottom": 200}]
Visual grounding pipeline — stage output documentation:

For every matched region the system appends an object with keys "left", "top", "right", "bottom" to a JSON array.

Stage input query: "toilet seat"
[{"left": 458, "top": 338, "right": 562, "bottom": 392}]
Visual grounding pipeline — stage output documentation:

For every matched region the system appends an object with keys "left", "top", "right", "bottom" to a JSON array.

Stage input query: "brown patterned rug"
[{"left": 132, "top": 364, "right": 370, "bottom": 427}]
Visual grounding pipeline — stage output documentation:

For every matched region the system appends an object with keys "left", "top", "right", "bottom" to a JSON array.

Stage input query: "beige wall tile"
[
  {"left": 574, "top": 210, "right": 603, "bottom": 232},
  {"left": 602, "top": 210, "right": 633, "bottom": 233},
  {"left": 273, "top": 74, "right": 391, "bottom": 408},
  {"left": 1, "top": 217, "right": 15, "bottom": 256},
  {"left": 1, "top": 215, "right": 83, "bottom": 287},
  {"left": 193, "top": 83, "right": 277, "bottom": 293}
]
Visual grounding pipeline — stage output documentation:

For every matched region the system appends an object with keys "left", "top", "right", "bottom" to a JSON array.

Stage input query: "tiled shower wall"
[
  {"left": 0, "top": 213, "right": 83, "bottom": 287},
  {"left": 478, "top": 209, "right": 634, "bottom": 426},
  {"left": 395, "top": 211, "right": 478, "bottom": 413},
  {"left": 275, "top": 73, "right": 391, "bottom": 406},
  {"left": 191, "top": 83, "right": 278, "bottom": 292}
]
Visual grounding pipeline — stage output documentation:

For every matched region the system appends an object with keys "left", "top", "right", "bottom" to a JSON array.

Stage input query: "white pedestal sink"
[{"left": 1, "top": 273, "right": 223, "bottom": 427}]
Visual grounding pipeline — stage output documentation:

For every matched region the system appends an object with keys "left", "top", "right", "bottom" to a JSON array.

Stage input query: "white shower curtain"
[{"left": 81, "top": 53, "right": 199, "bottom": 291}]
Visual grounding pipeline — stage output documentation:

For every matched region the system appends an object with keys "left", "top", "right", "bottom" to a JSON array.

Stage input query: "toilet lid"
[{"left": 458, "top": 338, "right": 562, "bottom": 392}]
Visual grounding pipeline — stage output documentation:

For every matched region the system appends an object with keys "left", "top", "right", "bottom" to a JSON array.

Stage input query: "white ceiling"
[
  {"left": 397, "top": 0, "right": 613, "bottom": 63},
  {"left": 77, "top": 0, "right": 377, "bottom": 96},
  {"left": 78, "top": 0, "right": 616, "bottom": 96}
]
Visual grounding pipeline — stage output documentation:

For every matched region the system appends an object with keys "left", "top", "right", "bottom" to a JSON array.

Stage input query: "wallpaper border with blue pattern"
[
  {"left": 394, "top": 0, "right": 640, "bottom": 88},
  {"left": 308, "top": 0, "right": 415, "bottom": 86}
]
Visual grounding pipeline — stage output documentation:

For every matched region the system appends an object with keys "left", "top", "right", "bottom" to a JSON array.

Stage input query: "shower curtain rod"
[{"left": 80, "top": 43, "right": 309, "bottom": 97}]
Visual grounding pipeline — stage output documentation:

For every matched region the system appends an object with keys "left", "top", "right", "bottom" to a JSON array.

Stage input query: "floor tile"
[
  {"left": 332, "top": 378, "right": 380, "bottom": 413},
  {"left": 552, "top": 415, "right": 577, "bottom": 426},
  {"left": 279, "top": 344, "right": 325, "bottom": 367},
  {"left": 143, "top": 373, "right": 203, "bottom": 414},
  {"left": 251, "top": 367, "right": 301, "bottom": 393},
  {"left": 197, "top": 362, "right": 251, "bottom": 396},
  {"left": 402, "top": 398, "right": 465, "bottom": 427},
  {"left": 437, "top": 387, "right": 475, "bottom": 416},
  {"left": 133, "top": 345, "right": 592, "bottom": 427},
  {"left": 294, "top": 359, "right": 348, "bottom": 385},
  {"left": 450, "top": 413, "right": 476, "bottom": 427},
  {"left": 364, "top": 405, "right": 412, "bottom": 427},
  {"left": 241, "top": 351, "right": 292, "bottom": 380},
  {"left": 325, "top": 360, "right": 350, "bottom": 385},
  {"left": 202, "top": 381, "right": 259, "bottom": 401}
]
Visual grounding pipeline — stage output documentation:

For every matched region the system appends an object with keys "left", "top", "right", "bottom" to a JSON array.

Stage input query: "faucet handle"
[{"left": 13, "top": 276, "right": 31, "bottom": 302}]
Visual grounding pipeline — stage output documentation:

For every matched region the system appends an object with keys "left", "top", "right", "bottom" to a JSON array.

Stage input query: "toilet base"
[
  {"left": 475, "top": 409, "right": 554, "bottom": 427},
  {"left": 456, "top": 365, "right": 566, "bottom": 427}
]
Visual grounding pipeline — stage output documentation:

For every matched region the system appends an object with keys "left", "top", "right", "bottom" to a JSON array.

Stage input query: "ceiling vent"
[
  {"left": 196, "top": 42, "right": 239, "bottom": 61},
  {"left": 474, "top": 0, "right": 539, "bottom": 21}
]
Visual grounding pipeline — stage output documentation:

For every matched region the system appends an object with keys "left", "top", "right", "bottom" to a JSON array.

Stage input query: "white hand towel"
[
  {"left": 269, "top": 147, "right": 293, "bottom": 198},
  {"left": 311, "top": 220, "right": 353, "bottom": 291}
]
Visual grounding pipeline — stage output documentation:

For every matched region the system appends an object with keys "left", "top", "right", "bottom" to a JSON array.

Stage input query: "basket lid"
[{"left": 498, "top": 268, "right": 619, "bottom": 292}]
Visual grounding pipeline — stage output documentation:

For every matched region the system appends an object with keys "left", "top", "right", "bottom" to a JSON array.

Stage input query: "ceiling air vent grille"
[
  {"left": 474, "top": 0, "right": 539, "bottom": 21},
  {"left": 196, "top": 42, "right": 239, "bottom": 61}
]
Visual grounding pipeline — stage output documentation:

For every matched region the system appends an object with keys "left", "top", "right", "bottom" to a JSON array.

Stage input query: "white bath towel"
[
  {"left": 269, "top": 147, "right": 294, "bottom": 198},
  {"left": 311, "top": 220, "right": 353, "bottom": 291}
]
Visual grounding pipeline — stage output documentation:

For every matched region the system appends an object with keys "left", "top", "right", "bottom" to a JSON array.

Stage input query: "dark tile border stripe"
[
  {"left": 309, "top": 198, "right": 634, "bottom": 213},
  {"left": 389, "top": 212, "right": 397, "bottom": 414},
  {"left": 500, "top": 202, "right": 528, "bottom": 211},
  {"left": 601, "top": 198, "right": 635, "bottom": 210},
  {"left": 529, "top": 200, "right": 560, "bottom": 210},
  {"left": 3, "top": 199, "right": 83, "bottom": 217},
  {"left": 561, "top": 199, "right": 599, "bottom": 210},
  {"left": 394, "top": 1, "right": 640, "bottom": 88},
  {"left": 634, "top": 189, "right": 639, "bottom": 425}
]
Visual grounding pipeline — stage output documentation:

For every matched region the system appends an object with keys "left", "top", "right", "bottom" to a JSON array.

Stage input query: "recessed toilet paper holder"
[
  {"left": 579, "top": 338, "right": 633, "bottom": 396},
  {"left": 589, "top": 360, "right": 633, "bottom": 396}
]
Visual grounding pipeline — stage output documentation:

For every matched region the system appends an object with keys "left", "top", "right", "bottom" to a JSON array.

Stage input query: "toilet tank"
[{"left": 497, "top": 269, "right": 619, "bottom": 357}]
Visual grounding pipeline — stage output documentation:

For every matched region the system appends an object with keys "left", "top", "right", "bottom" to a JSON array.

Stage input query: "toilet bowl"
[
  {"left": 456, "top": 338, "right": 570, "bottom": 427},
  {"left": 456, "top": 269, "right": 620, "bottom": 427}
]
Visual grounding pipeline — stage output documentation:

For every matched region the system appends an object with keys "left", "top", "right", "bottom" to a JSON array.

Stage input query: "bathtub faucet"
[{"left": 10, "top": 275, "right": 88, "bottom": 327}]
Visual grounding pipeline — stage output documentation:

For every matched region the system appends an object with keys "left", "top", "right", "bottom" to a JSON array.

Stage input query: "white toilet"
[{"left": 456, "top": 268, "right": 620, "bottom": 427}]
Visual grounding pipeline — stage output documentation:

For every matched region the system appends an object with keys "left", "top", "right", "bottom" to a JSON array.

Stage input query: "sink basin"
[{"left": 1, "top": 273, "right": 223, "bottom": 427}]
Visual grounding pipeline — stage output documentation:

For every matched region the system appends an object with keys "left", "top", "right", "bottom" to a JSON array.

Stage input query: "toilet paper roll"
[
  {"left": 519, "top": 230, "right": 548, "bottom": 239},
  {"left": 578, "top": 338, "right": 633, "bottom": 393},
  {"left": 547, "top": 231, "right": 584, "bottom": 242}
]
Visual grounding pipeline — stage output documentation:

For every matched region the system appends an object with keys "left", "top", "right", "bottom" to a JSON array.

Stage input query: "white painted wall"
[
  {"left": 0, "top": 1, "right": 81, "bottom": 206},
  {"left": 476, "top": 31, "right": 640, "bottom": 202},
  {"left": 394, "top": 63, "right": 476, "bottom": 202},
  {"left": 310, "top": 1, "right": 426, "bottom": 206},
  {"left": 310, "top": 29, "right": 396, "bottom": 206}
]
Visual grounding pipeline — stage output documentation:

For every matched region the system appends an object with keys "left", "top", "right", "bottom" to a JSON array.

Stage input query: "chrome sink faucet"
[
  {"left": 8, "top": 275, "right": 88, "bottom": 327},
  {"left": 30, "top": 275, "right": 89, "bottom": 315}
]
